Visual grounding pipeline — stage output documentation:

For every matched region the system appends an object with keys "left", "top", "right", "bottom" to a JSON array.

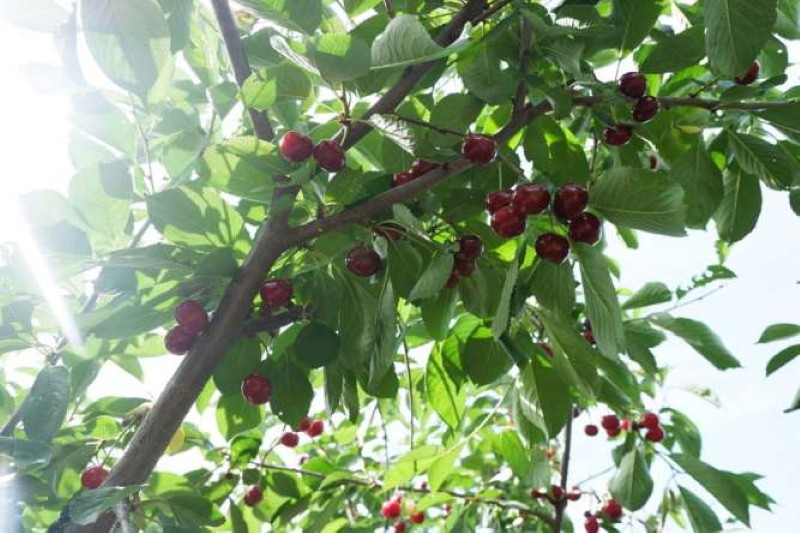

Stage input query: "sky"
[{"left": 0, "top": 8, "right": 798, "bottom": 533}]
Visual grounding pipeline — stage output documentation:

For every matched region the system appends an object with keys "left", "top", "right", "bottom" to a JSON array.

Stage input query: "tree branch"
[{"left": 552, "top": 410, "right": 573, "bottom": 533}]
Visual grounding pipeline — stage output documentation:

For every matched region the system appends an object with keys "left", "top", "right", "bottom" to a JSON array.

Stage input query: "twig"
[
  {"left": 389, "top": 114, "right": 464, "bottom": 136},
  {"left": 470, "top": 0, "right": 516, "bottom": 26},
  {"left": 241, "top": 304, "right": 311, "bottom": 336},
  {"left": 402, "top": 338, "right": 415, "bottom": 457},
  {"left": 383, "top": 0, "right": 395, "bottom": 18},
  {"left": 552, "top": 409, "right": 573, "bottom": 533},
  {"left": 513, "top": 15, "right": 533, "bottom": 115}
]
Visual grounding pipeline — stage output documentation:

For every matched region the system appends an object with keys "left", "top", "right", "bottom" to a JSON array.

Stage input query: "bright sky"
[{"left": 0, "top": 11, "right": 798, "bottom": 533}]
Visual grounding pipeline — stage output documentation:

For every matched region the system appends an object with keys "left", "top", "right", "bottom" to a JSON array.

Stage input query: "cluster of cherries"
[
  {"left": 603, "top": 71, "right": 659, "bottom": 147},
  {"left": 279, "top": 130, "right": 346, "bottom": 172},
  {"left": 584, "top": 412, "right": 664, "bottom": 443},
  {"left": 445, "top": 234, "right": 483, "bottom": 288},
  {"left": 279, "top": 416, "right": 325, "bottom": 448},
  {"left": 380, "top": 494, "right": 426, "bottom": 532},
  {"left": 530, "top": 484, "right": 582, "bottom": 504},
  {"left": 584, "top": 498, "right": 623, "bottom": 533},
  {"left": 485, "top": 183, "right": 602, "bottom": 264},
  {"left": 164, "top": 299, "right": 210, "bottom": 355}
]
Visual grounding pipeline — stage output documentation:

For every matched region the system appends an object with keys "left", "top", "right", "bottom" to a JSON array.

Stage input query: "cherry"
[
  {"left": 241, "top": 373, "right": 272, "bottom": 405},
  {"left": 381, "top": 500, "right": 402, "bottom": 519},
  {"left": 279, "top": 130, "right": 314, "bottom": 162},
  {"left": 392, "top": 171, "right": 416, "bottom": 188},
  {"left": 512, "top": 184, "right": 551, "bottom": 216},
  {"left": 603, "top": 124, "right": 633, "bottom": 146},
  {"left": 444, "top": 271, "right": 460, "bottom": 289},
  {"left": 410, "top": 160, "right": 439, "bottom": 177},
  {"left": 535, "top": 233, "right": 570, "bottom": 264},
  {"left": 296, "top": 416, "right": 312, "bottom": 432},
  {"left": 607, "top": 426, "right": 622, "bottom": 437},
  {"left": 244, "top": 485, "right": 263, "bottom": 506},
  {"left": 164, "top": 326, "right": 196, "bottom": 355},
  {"left": 547, "top": 485, "right": 564, "bottom": 505},
  {"left": 649, "top": 154, "right": 659, "bottom": 169},
  {"left": 307, "top": 419, "right": 324, "bottom": 437},
  {"left": 485, "top": 189, "right": 513, "bottom": 213},
  {"left": 632, "top": 96, "right": 660, "bottom": 122},
  {"left": 584, "top": 514, "right": 599, "bottom": 533},
  {"left": 374, "top": 223, "right": 405, "bottom": 241},
  {"left": 639, "top": 412, "right": 660, "bottom": 430},
  {"left": 582, "top": 330, "right": 596, "bottom": 345},
  {"left": 567, "top": 486, "right": 582, "bottom": 501},
  {"left": 491, "top": 206, "right": 526, "bottom": 237},
  {"left": 553, "top": 184, "right": 589, "bottom": 221},
  {"left": 313, "top": 140, "right": 346, "bottom": 172},
  {"left": 573, "top": 406, "right": 582, "bottom": 418},
  {"left": 602, "top": 499, "right": 623, "bottom": 521},
  {"left": 393, "top": 521, "right": 407, "bottom": 532},
  {"left": 461, "top": 134, "right": 496, "bottom": 166},
  {"left": 735, "top": 61, "right": 760, "bottom": 85},
  {"left": 80, "top": 466, "right": 108, "bottom": 489},
  {"left": 645, "top": 426, "right": 665, "bottom": 443},
  {"left": 260, "top": 279, "right": 293, "bottom": 309},
  {"left": 584, "top": 424, "right": 599, "bottom": 436},
  {"left": 538, "top": 343, "right": 554, "bottom": 358},
  {"left": 568, "top": 213, "right": 602, "bottom": 245},
  {"left": 455, "top": 234, "right": 483, "bottom": 261},
  {"left": 280, "top": 432, "right": 299, "bottom": 447},
  {"left": 345, "top": 246, "right": 381, "bottom": 277},
  {"left": 410, "top": 511, "right": 425, "bottom": 524},
  {"left": 174, "top": 300, "right": 209, "bottom": 335},
  {"left": 601, "top": 414, "right": 620, "bottom": 432},
  {"left": 618, "top": 72, "right": 647, "bottom": 98},
  {"left": 453, "top": 257, "right": 475, "bottom": 277}
]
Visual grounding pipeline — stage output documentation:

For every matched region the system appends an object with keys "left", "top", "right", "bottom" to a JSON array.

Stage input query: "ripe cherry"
[
  {"left": 313, "top": 140, "right": 346, "bottom": 172},
  {"left": 280, "top": 432, "right": 300, "bottom": 447},
  {"left": 174, "top": 300, "right": 209, "bottom": 335},
  {"left": 80, "top": 466, "right": 108, "bottom": 489},
  {"left": 279, "top": 130, "right": 314, "bottom": 162},
  {"left": 462, "top": 134, "right": 496, "bottom": 166},
  {"left": 645, "top": 426, "right": 665, "bottom": 443},
  {"left": 444, "top": 271, "right": 460, "bottom": 289},
  {"left": 602, "top": 499, "right": 623, "bottom": 521},
  {"left": 485, "top": 189, "right": 513, "bottom": 213},
  {"left": 584, "top": 424, "right": 599, "bottom": 436},
  {"left": 164, "top": 326, "right": 196, "bottom": 356},
  {"left": 491, "top": 206, "right": 526, "bottom": 238},
  {"left": 410, "top": 160, "right": 439, "bottom": 177},
  {"left": 584, "top": 514, "right": 599, "bottom": 533},
  {"left": 547, "top": 485, "right": 564, "bottom": 505},
  {"left": 735, "top": 61, "right": 760, "bottom": 85},
  {"left": 455, "top": 234, "right": 483, "bottom": 261},
  {"left": 392, "top": 171, "right": 416, "bottom": 188},
  {"left": 649, "top": 154, "right": 659, "bottom": 169},
  {"left": 453, "top": 257, "right": 475, "bottom": 277},
  {"left": 244, "top": 485, "right": 263, "bottom": 506},
  {"left": 618, "top": 72, "right": 647, "bottom": 98},
  {"left": 345, "top": 246, "right": 381, "bottom": 277},
  {"left": 632, "top": 96, "right": 660, "bottom": 122},
  {"left": 260, "top": 279, "right": 293, "bottom": 309},
  {"left": 393, "top": 521, "right": 407, "bottom": 532},
  {"left": 640, "top": 412, "right": 660, "bottom": 430},
  {"left": 296, "top": 416, "right": 312, "bottom": 432},
  {"left": 381, "top": 500, "right": 402, "bottom": 519},
  {"left": 535, "top": 233, "right": 570, "bottom": 264},
  {"left": 568, "top": 486, "right": 582, "bottom": 501},
  {"left": 603, "top": 124, "right": 633, "bottom": 146},
  {"left": 241, "top": 373, "right": 272, "bottom": 405},
  {"left": 601, "top": 414, "right": 620, "bottom": 432},
  {"left": 410, "top": 511, "right": 425, "bottom": 524},
  {"left": 569, "top": 213, "right": 602, "bottom": 245},
  {"left": 307, "top": 419, "right": 324, "bottom": 437},
  {"left": 512, "top": 184, "right": 551, "bottom": 216},
  {"left": 553, "top": 184, "right": 589, "bottom": 221}
]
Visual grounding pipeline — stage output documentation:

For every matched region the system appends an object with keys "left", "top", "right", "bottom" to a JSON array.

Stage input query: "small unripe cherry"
[
  {"left": 280, "top": 432, "right": 299, "bottom": 447},
  {"left": 244, "top": 484, "right": 264, "bottom": 506}
]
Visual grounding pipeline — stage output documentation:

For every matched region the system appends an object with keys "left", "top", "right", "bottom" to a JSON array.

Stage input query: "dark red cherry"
[
  {"left": 512, "top": 184, "right": 551, "bottom": 216},
  {"left": 535, "top": 233, "right": 570, "bottom": 264},
  {"left": 80, "top": 466, "right": 108, "bottom": 489},
  {"left": 453, "top": 257, "right": 475, "bottom": 277},
  {"left": 455, "top": 234, "right": 483, "bottom": 261},
  {"left": 490, "top": 206, "right": 526, "bottom": 237},
  {"left": 409, "top": 160, "right": 439, "bottom": 177},
  {"left": 485, "top": 189, "right": 513, "bottom": 213},
  {"left": 461, "top": 134, "right": 496, "bottom": 166},
  {"left": 734, "top": 61, "right": 760, "bottom": 85},
  {"left": 632, "top": 96, "right": 660, "bottom": 123},
  {"left": 164, "top": 326, "right": 196, "bottom": 355},
  {"left": 244, "top": 485, "right": 263, "bottom": 506},
  {"left": 279, "top": 131, "right": 314, "bottom": 162},
  {"left": 241, "top": 373, "right": 272, "bottom": 405},
  {"left": 259, "top": 279, "right": 293, "bottom": 309},
  {"left": 313, "top": 140, "right": 346, "bottom": 172},
  {"left": 174, "top": 300, "right": 208, "bottom": 336},
  {"left": 553, "top": 184, "right": 589, "bottom": 221},
  {"left": 618, "top": 72, "right": 647, "bottom": 98},
  {"left": 603, "top": 124, "right": 633, "bottom": 146},
  {"left": 345, "top": 246, "right": 381, "bottom": 277},
  {"left": 569, "top": 213, "right": 602, "bottom": 244},
  {"left": 392, "top": 171, "right": 416, "bottom": 187}
]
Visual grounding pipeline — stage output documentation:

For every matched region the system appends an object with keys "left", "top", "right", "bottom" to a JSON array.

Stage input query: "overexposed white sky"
[{"left": 0, "top": 9, "right": 798, "bottom": 533}]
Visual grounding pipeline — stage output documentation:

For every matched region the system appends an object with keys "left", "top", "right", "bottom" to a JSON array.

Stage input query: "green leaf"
[
  {"left": 611, "top": 0, "right": 665, "bottom": 52},
  {"left": 765, "top": 344, "right": 800, "bottom": 376},
  {"left": 527, "top": 354, "right": 572, "bottom": 437},
  {"left": 670, "top": 138, "right": 724, "bottom": 229},
  {"left": 680, "top": 485, "right": 723, "bottom": 533},
  {"left": 727, "top": 130, "right": 798, "bottom": 190},
  {"left": 409, "top": 253, "right": 454, "bottom": 301},
  {"left": 427, "top": 94, "right": 482, "bottom": 147},
  {"left": 786, "top": 387, "right": 800, "bottom": 413},
  {"left": 640, "top": 27, "right": 705, "bottom": 73},
  {"left": 427, "top": 443, "right": 463, "bottom": 491},
  {"left": 421, "top": 288, "right": 457, "bottom": 341},
  {"left": 240, "top": 70, "right": 277, "bottom": 111},
  {"left": 216, "top": 394, "right": 261, "bottom": 440},
  {"left": 650, "top": 314, "right": 741, "bottom": 370},
  {"left": 757, "top": 103, "right": 800, "bottom": 142},
  {"left": 237, "top": 0, "right": 321, "bottom": 34},
  {"left": 523, "top": 117, "right": 590, "bottom": 185},
  {"left": 667, "top": 408, "right": 703, "bottom": 457},
  {"left": 496, "top": 431, "right": 534, "bottom": 485},
  {"left": 367, "top": 278, "right": 398, "bottom": 392},
  {"left": 266, "top": 357, "right": 313, "bottom": 427},
  {"left": 69, "top": 159, "right": 132, "bottom": 250},
  {"left": 458, "top": 46, "right": 517, "bottom": 105},
  {"left": 713, "top": 168, "right": 762, "bottom": 243},
  {"left": 0, "top": 437, "right": 52, "bottom": 465},
  {"left": 573, "top": 244, "right": 625, "bottom": 358},
  {"left": 371, "top": 15, "right": 461, "bottom": 69},
  {"left": 590, "top": 167, "right": 686, "bottom": 236},
  {"left": 21, "top": 366, "right": 70, "bottom": 442},
  {"left": 69, "top": 485, "right": 145, "bottom": 525},
  {"left": 461, "top": 326, "right": 513, "bottom": 386},
  {"left": 426, "top": 344, "right": 466, "bottom": 430},
  {"left": 295, "top": 322, "right": 341, "bottom": 369},
  {"left": 757, "top": 323, "right": 800, "bottom": 343},
  {"left": 492, "top": 261, "right": 519, "bottom": 340},
  {"left": 704, "top": 0, "right": 778, "bottom": 77},
  {"left": 81, "top": 0, "right": 170, "bottom": 97},
  {"left": 213, "top": 339, "right": 262, "bottom": 396},
  {"left": 671, "top": 453, "right": 751, "bottom": 526},
  {"left": 537, "top": 309, "right": 598, "bottom": 397},
  {"left": 308, "top": 34, "right": 371, "bottom": 84},
  {"left": 609, "top": 449, "right": 653, "bottom": 511},
  {"left": 621, "top": 282, "right": 671, "bottom": 310},
  {"left": 527, "top": 260, "right": 576, "bottom": 317}
]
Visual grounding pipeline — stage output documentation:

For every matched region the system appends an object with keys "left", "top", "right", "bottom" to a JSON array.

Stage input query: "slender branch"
[
  {"left": 209, "top": 0, "right": 274, "bottom": 141},
  {"left": 513, "top": 15, "right": 532, "bottom": 115},
  {"left": 389, "top": 114, "right": 464, "bottom": 136},
  {"left": 552, "top": 410, "right": 574, "bottom": 533},
  {"left": 129, "top": 95, "right": 155, "bottom": 193},
  {"left": 402, "top": 338, "right": 415, "bottom": 456},
  {"left": 241, "top": 304, "right": 312, "bottom": 336},
  {"left": 471, "top": 0, "right": 515, "bottom": 26},
  {"left": 383, "top": 0, "right": 395, "bottom": 18}
]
